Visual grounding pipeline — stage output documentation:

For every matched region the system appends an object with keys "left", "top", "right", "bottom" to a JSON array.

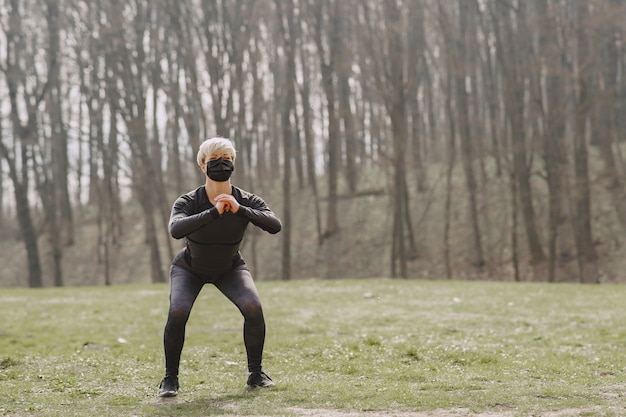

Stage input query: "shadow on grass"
[{"left": 147, "top": 388, "right": 276, "bottom": 416}]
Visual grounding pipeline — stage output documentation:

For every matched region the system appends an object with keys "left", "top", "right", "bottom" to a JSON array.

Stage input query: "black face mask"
[{"left": 206, "top": 157, "right": 234, "bottom": 182}]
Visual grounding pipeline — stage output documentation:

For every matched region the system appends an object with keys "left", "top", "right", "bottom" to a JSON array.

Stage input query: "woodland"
[{"left": 1, "top": 0, "right": 626, "bottom": 287}]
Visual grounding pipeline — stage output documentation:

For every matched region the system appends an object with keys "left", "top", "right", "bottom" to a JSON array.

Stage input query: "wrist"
[{"left": 209, "top": 207, "right": 221, "bottom": 218}]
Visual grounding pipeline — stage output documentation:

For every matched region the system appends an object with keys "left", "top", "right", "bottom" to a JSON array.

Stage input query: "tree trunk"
[
  {"left": 456, "top": 0, "right": 485, "bottom": 271},
  {"left": 384, "top": 0, "right": 410, "bottom": 278},
  {"left": 318, "top": 3, "right": 341, "bottom": 238},
  {"left": 2, "top": 0, "right": 43, "bottom": 287},
  {"left": 149, "top": 9, "right": 175, "bottom": 263},
  {"left": 174, "top": 0, "right": 206, "bottom": 185},
  {"left": 105, "top": 0, "right": 165, "bottom": 284},
  {"left": 46, "top": 0, "right": 74, "bottom": 250},
  {"left": 510, "top": 165, "right": 521, "bottom": 282},
  {"left": 591, "top": 0, "right": 626, "bottom": 233},
  {"left": 440, "top": 4, "right": 458, "bottom": 280},
  {"left": 476, "top": 1, "right": 503, "bottom": 178},
  {"left": 276, "top": 0, "right": 297, "bottom": 280},
  {"left": 300, "top": 37, "right": 323, "bottom": 245},
  {"left": 407, "top": 0, "right": 427, "bottom": 192},
  {"left": 307, "top": 0, "right": 341, "bottom": 278},
  {"left": 0, "top": 141, "right": 43, "bottom": 288},
  {"left": 573, "top": 0, "right": 599, "bottom": 283},
  {"left": 492, "top": 0, "right": 546, "bottom": 276},
  {"left": 41, "top": 0, "right": 70, "bottom": 286},
  {"left": 199, "top": 0, "right": 228, "bottom": 136},
  {"left": 536, "top": 0, "right": 568, "bottom": 282},
  {"left": 336, "top": 0, "right": 357, "bottom": 194}
]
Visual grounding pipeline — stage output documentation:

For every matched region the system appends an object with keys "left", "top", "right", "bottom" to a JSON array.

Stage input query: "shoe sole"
[{"left": 158, "top": 390, "right": 178, "bottom": 397}]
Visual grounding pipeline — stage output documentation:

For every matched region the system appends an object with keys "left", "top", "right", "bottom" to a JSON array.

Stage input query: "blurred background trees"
[{"left": 1, "top": 0, "right": 625, "bottom": 287}]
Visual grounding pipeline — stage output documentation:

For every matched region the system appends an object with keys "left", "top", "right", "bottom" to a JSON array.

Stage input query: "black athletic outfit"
[{"left": 163, "top": 185, "right": 281, "bottom": 377}]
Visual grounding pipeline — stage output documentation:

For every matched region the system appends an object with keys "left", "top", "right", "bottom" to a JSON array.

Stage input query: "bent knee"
[
  {"left": 239, "top": 299, "right": 264, "bottom": 320},
  {"left": 167, "top": 304, "right": 192, "bottom": 325}
]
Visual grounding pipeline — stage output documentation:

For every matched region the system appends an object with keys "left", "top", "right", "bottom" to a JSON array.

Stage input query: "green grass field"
[{"left": 0, "top": 279, "right": 625, "bottom": 417}]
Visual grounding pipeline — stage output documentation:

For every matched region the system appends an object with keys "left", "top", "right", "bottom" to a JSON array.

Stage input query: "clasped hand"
[{"left": 214, "top": 194, "right": 240, "bottom": 215}]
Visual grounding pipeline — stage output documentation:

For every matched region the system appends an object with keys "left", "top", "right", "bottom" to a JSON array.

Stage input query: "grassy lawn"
[{"left": 0, "top": 279, "right": 625, "bottom": 417}]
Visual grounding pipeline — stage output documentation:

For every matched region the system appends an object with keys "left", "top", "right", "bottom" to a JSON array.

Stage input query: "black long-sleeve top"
[{"left": 169, "top": 185, "right": 281, "bottom": 275}]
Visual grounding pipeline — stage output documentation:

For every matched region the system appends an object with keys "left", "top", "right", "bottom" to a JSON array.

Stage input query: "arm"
[
  {"left": 168, "top": 195, "right": 221, "bottom": 239},
  {"left": 236, "top": 194, "right": 282, "bottom": 234}
]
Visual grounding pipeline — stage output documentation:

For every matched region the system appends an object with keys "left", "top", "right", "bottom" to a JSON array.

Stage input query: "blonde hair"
[{"left": 196, "top": 137, "right": 237, "bottom": 165}]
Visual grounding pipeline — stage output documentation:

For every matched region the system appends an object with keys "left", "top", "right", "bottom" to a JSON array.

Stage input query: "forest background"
[{"left": 1, "top": 0, "right": 626, "bottom": 288}]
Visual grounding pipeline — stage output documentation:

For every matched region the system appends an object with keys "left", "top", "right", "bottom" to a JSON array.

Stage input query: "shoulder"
[
  {"left": 232, "top": 186, "right": 254, "bottom": 200},
  {"left": 174, "top": 186, "right": 205, "bottom": 206},
  {"left": 232, "top": 186, "right": 266, "bottom": 206}
]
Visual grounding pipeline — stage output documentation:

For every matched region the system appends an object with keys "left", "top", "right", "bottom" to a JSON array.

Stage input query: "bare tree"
[
  {"left": 491, "top": 0, "right": 546, "bottom": 279},
  {"left": 103, "top": 0, "right": 166, "bottom": 283},
  {"left": 305, "top": 0, "right": 341, "bottom": 240},
  {"left": 85, "top": 3, "right": 125, "bottom": 284},
  {"left": 28, "top": 0, "right": 77, "bottom": 286},
  {"left": 0, "top": 0, "right": 44, "bottom": 287},
  {"left": 572, "top": 0, "right": 599, "bottom": 283},
  {"left": 276, "top": 0, "right": 298, "bottom": 280},
  {"left": 454, "top": 0, "right": 485, "bottom": 271},
  {"left": 335, "top": 0, "right": 358, "bottom": 194},
  {"left": 3, "top": 0, "right": 626, "bottom": 287},
  {"left": 407, "top": 0, "right": 427, "bottom": 192},
  {"left": 441, "top": 24, "right": 458, "bottom": 280},
  {"left": 382, "top": 0, "right": 412, "bottom": 278},
  {"left": 534, "top": 0, "right": 568, "bottom": 282},
  {"left": 45, "top": 0, "right": 74, "bottom": 246},
  {"left": 591, "top": 0, "right": 626, "bottom": 232},
  {"left": 298, "top": 11, "right": 323, "bottom": 245},
  {"left": 168, "top": 0, "right": 207, "bottom": 186}
]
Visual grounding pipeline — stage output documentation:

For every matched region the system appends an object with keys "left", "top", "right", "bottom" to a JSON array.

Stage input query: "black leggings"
[{"left": 163, "top": 264, "right": 266, "bottom": 376}]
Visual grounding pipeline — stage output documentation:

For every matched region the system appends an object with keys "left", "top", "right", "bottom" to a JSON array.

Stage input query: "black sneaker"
[
  {"left": 246, "top": 371, "right": 275, "bottom": 388},
  {"left": 158, "top": 375, "right": 179, "bottom": 397}
]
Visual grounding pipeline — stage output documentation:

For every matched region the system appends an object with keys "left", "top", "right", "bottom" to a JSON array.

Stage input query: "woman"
[{"left": 158, "top": 137, "right": 282, "bottom": 397}]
